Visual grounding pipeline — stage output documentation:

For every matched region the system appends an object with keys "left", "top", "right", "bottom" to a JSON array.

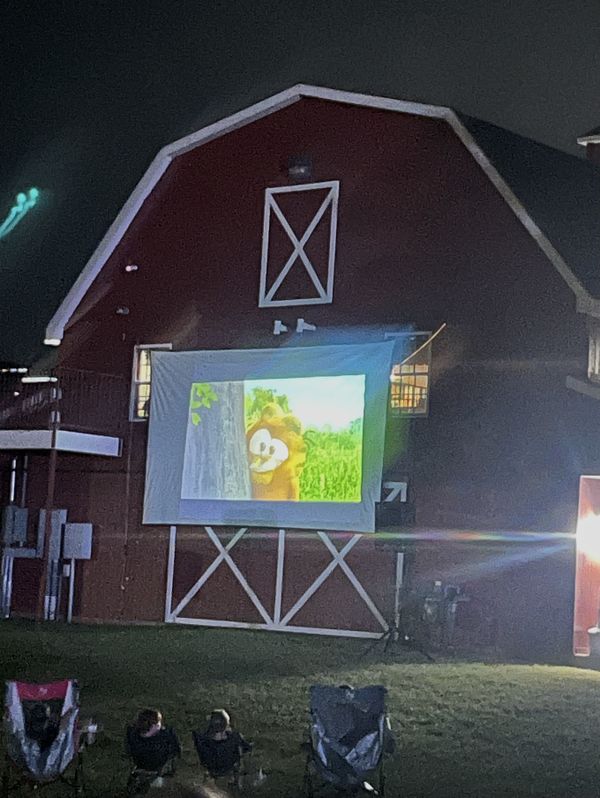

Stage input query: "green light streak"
[{"left": 0, "top": 188, "right": 40, "bottom": 240}]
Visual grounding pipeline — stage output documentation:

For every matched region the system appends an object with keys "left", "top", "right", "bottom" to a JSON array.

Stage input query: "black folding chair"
[{"left": 303, "top": 685, "right": 393, "bottom": 796}]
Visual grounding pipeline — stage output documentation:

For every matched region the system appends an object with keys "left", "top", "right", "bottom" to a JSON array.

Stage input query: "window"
[
  {"left": 390, "top": 361, "right": 430, "bottom": 415},
  {"left": 130, "top": 344, "right": 171, "bottom": 421},
  {"left": 387, "top": 333, "right": 432, "bottom": 417}
]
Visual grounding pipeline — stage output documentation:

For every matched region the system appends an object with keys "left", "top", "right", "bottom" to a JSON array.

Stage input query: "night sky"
[{"left": 2, "top": 0, "right": 600, "bottom": 364}]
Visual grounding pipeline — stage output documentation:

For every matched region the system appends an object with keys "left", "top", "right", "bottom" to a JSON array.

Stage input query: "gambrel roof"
[
  {"left": 45, "top": 84, "right": 600, "bottom": 343},
  {"left": 461, "top": 115, "right": 600, "bottom": 301}
]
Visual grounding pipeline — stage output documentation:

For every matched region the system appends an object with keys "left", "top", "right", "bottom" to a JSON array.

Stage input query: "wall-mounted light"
[
  {"left": 116, "top": 307, "right": 130, "bottom": 315},
  {"left": 44, "top": 338, "right": 61, "bottom": 347},
  {"left": 287, "top": 155, "right": 312, "bottom": 181},
  {"left": 21, "top": 375, "right": 58, "bottom": 384},
  {"left": 273, "top": 320, "right": 288, "bottom": 335},
  {"left": 296, "top": 318, "right": 316, "bottom": 333},
  {"left": 125, "top": 263, "right": 139, "bottom": 273}
]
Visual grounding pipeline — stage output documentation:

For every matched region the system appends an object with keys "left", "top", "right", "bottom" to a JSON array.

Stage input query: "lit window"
[
  {"left": 390, "top": 361, "right": 430, "bottom": 415},
  {"left": 130, "top": 344, "right": 171, "bottom": 421},
  {"left": 387, "top": 332, "right": 432, "bottom": 417}
]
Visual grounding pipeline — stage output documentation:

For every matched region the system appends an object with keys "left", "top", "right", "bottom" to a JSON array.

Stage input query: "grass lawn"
[{"left": 1, "top": 621, "right": 600, "bottom": 796}]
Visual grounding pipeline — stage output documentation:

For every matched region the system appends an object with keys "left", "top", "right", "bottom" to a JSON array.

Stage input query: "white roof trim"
[
  {"left": 0, "top": 428, "right": 121, "bottom": 455},
  {"left": 566, "top": 375, "right": 600, "bottom": 401},
  {"left": 577, "top": 135, "right": 600, "bottom": 146},
  {"left": 45, "top": 83, "right": 590, "bottom": 342}
]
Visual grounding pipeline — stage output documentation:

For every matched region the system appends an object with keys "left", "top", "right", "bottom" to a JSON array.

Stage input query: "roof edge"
[
  {"left": 45, "top": 84, "right": 591, "bottom": 343},
  {"left": 45, "top": 84, "right": 455, "bottom": 343},
  {"left": 577, "top": 135, "right": 600, "bottom": 146}
]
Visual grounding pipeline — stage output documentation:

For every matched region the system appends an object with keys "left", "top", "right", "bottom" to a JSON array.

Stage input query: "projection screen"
[{"left": 143, "top": 342, "right": 394, "bottom": 532}]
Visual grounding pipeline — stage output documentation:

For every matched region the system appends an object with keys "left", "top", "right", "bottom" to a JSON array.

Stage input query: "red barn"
[{"left": 2, "top": 85, "right": 600, "bottom": 657}]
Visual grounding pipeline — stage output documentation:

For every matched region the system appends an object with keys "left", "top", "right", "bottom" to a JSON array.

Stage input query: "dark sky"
[{"left": 2, "top": 0, "right": 600, "bottom": 364}]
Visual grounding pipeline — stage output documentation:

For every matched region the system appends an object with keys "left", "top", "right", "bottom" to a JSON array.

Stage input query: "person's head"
[
  {"left": 134, "top": 708, "right": 163, "bottom": 735},
  {"left": 28, "top": 702, "right": 51, "bottom": 734},
  {"left": 206, "top": 709, "right": 231, "bottom": 735},
  {"left": 30, "top": 703, "right": 51, "bottom": 723}
]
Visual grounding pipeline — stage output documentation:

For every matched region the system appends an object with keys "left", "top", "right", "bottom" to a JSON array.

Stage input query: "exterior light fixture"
[
  {"left": 116, "top": 307, "right": 130, "bottom": 315},
  {"left": 287, "top": 155, "right": 312, "bottom": 181},
  {"left": 44, "top": 338, "right": 61, "bottom": 347},
  {"left": 125, "top": 263, "right": 139, "bottom": 272},
  {"left": 21, "top": 376, "right": 58, "bottom": 384},
  {"left": 296, "top": 317, "right": 316, "bottom": 333}
]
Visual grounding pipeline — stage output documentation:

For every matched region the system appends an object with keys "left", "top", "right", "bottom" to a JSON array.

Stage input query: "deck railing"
[{"left": 0, "top": 368, "right": 128, "bottom": 437}]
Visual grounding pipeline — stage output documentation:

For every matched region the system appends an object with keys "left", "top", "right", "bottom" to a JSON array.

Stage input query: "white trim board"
[
  {"left": 0, "top": 429, "right": 122, "bottom": 456},
  {"left": 165, "top": 526, "right": 388, "bottom": 638},
  {"left": 566, "top": 375, "right": 600, "bottom": 401},
  {"left": 170, "top": 617, "right": 381, "bottom": 639},
  {"left": 259, "top": 180, "right": 339, "bottom": 307},
  {"left": 45, "top": 83, "right": 591, "bottom": 342}
]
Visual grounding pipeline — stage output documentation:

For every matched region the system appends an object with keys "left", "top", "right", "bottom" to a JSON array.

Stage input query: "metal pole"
[
  {"left": 393, "top": 552, "right": 404, "bottom": 633},
  {"left": 67, "top": 558, "right": 75, "bottom": 623},
  {"left": 0, "top": 552, "right": 13, "bottom": 618},
  {"left": 36, "top": 387, "right": 60, "bottom": 621},
  {"left": 8, "top": 457, "right": 16, "bottom": 504},
  {"left": 20, "top": 455, "right": 28, "bottom": 507}
]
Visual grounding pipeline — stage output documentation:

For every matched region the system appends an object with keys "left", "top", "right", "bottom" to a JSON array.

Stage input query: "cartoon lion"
[{"left": 246, "top": 403, "right": 307, "bottom": 500}]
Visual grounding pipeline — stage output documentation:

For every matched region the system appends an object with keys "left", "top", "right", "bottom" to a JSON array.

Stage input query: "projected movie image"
[{"left": 180, "top": 376, "right": 365, "bottom": 503}]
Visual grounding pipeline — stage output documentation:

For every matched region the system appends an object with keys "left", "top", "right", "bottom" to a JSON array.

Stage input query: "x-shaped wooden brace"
[
  {"left": 264, "top": 189, "right": 334, "bottom": 303},
  {"left": 170, "top": 527, "right": 272, "bottom": 624},
  {"left": 280, "top": 532, "right": 389, "bottom": 632}
]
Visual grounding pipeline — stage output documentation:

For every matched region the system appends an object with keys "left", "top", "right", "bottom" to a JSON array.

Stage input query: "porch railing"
[{"left": 0, "top": 368, "right": 128, "bottom": 438}]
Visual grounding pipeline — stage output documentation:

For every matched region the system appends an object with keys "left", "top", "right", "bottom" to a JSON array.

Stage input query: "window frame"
[
  {"left": 385, "top": 331, "right": 432, "bottom": 418},
  {"left": 129, "top": 343, "right": 172, "bottom": 422},
  {"left": 258, "top": 180, "right": 340, "bottom": 308}
]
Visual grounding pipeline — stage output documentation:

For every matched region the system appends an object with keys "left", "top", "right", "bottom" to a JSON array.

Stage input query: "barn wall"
[{"left": 2, "top": 98, "right": 595, "bottom": 651}]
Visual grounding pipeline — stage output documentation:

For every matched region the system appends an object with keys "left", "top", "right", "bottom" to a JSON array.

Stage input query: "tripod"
[{"left": 364, "top": 552, "right": 434, "bottom": 662}]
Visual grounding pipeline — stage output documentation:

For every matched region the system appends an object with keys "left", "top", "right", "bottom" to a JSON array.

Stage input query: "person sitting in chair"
[
  {"left": 126, "top": 708, "right": 181, "bottom": 788},
  {"left": 192, "top": 709, "right": 251, "bottom": 782},
  {"left": 25, "top": 703, "right": 60, "bottom": 751}
]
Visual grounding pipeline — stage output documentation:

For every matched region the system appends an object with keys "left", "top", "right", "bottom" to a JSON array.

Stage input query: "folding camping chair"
[
  {"left": 125, "top": 722, "right": 181, "bottom": 796},
  {"left": 303, "top": 685, "right": 393, "bottom": 796},
  {"left": 1, "top": 679, "right": 84, "bottom": 796}
]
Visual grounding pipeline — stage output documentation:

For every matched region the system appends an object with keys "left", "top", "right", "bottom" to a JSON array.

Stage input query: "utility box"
[
  {"left": 1, "top": 506, "right": 28, "bottom": 546},
  {"left": 37, "top": 510, "right": 67, "bottom": 559},
  {"left": 63, "top": 523, "right": 93, "bottom": 561}
]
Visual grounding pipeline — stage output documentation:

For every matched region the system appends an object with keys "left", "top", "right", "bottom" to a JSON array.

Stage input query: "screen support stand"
[{"left": 363, "top": 551, "right": 434, "bottom": 662}]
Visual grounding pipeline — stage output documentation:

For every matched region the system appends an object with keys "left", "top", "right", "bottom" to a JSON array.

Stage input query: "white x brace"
[
  {"left": 165, "top": 526, "right": 388, "bottom": 638},
  {"left": 259, "top": 181, "right": 339, "bottom": 308}
]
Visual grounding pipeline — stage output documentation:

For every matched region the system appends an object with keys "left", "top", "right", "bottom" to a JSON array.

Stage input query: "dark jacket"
[
  {"left": 192, "top": 729, "right": 251, "bottom": 776},
  {"left": 126, "top": 725, "right": 181, "bottom": 771}
]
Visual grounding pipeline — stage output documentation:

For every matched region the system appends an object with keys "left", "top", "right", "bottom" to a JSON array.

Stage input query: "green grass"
[{"left": 1, "top": 622, "right": 600, "bottom": 796}]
